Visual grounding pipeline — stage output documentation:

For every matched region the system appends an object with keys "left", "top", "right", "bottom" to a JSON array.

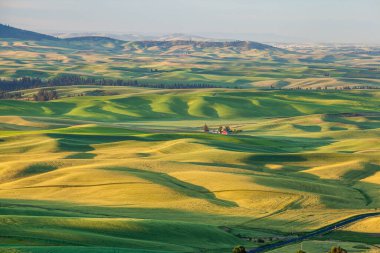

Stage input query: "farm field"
[
  {"left": 1, "top": 37, "right": 380, "bottom": 89},
  {"left": 1, "top": 23, "right": 380, "bottom": 253},
  {"left": 267, "top": 240, "right": 380, "bottom": 253},
  {"left": 0, "top": 87, "right": 379, "bottom": 252}
]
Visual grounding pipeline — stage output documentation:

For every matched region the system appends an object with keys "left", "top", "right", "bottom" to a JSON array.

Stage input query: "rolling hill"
[
  {"left": 1, "top": 24, "right": 380, "bottom": 253},
  {"left": 0, "top": 86, "right": 379, "bottom": 252},
  {"left": 0, "top": 24, "right": 275, "bottom": 51},
  {"left": 1, "top": 24, "right": 379, "bottom": 104},
  {"left": 0, "top": 24, "right": 58, "bottom": 41},
  {"left": 55, "top": 32, "right": 220, "bottom": 42},
  {"left": 1, "top": 24, "right": 379, "bottom": 89}
]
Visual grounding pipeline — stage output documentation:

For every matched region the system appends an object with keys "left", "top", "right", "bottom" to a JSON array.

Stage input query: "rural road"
[{"left": 248, "top": 212, "right": 380, "bottom": 253}]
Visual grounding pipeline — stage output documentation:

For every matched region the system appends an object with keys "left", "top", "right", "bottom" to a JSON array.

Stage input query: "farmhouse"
[{"left": 203, "top": 124, "right": 240, "bottom": 135}]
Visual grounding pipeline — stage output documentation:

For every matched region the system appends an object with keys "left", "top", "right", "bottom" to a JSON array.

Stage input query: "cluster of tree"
[
  {"left": 83, "top": 89, "right": 119, "bottom": 96},
  {"left": 0, "top": 91, "right": 22, "bottom": 99},
  {"left": 33, "top": 89, "right": 58, "bottom": 101},
  {"left": 296, "top": 246, "right": 348, "bottom": 253},
  {"left": 232, "top": 245, "right": 348, "bottom": 253},
  {"left": 232, "top": 246, "right": 246, "bottom": 253},
  {"left": 347, "top": 86, "right": 380, "bottom": 90},
  {"left": 0, "top": 75, "right": 221, "bottom": 92},
  {"left": 328, "top": 246, "right": 348, "bottom": 253}
]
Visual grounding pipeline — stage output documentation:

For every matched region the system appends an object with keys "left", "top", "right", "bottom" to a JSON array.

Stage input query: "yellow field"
[
  {"left": 343, "top": 217, "right": 380, "bottom": 233},
  {"left": 0, "top": 88, "right": 379, "bottom": 252}
]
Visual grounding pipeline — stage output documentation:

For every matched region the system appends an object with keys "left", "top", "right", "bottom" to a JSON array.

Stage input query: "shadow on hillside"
[
  {"left": 107, "top": 167, "right": 238, "bottom": 208},
  {"left": 323, "top": 113, "right": 380, "bottom": 130},
  {"left": 15, "top": 162, "right": 59, "bottom": 178},
  {"left": 293, "top": 124, "right": 322, "bottom": 132},
  {"left": 47, "top": 133, "right": 142, "bottom": 152},
  {"left": 64, "top": 152, "right": 97, "bottom": 159},
  {"left": 0, "top": 198, "right": 246, "bottom": 222},
  {"left": 202, "top": 135, "right": 333, "bottom": 154}
]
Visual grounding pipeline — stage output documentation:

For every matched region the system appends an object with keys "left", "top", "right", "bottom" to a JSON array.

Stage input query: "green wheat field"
[{"left": 0, "top": 34, "right": 379, "bottom": 253}]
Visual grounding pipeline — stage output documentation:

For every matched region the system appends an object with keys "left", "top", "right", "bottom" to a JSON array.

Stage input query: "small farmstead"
[{"left": 202, "top": 124, "right": 242, "bottom": 135}]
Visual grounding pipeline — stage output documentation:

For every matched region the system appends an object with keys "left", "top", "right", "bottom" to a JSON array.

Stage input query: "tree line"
[
  {"left": 233, "top": 245, "right": 348, "bottom": 253},
  {"left": 0, "top": 88, "right": 58, "bottom": 101},
  {"left": 0, "top": 91, "right": 22, "bottom": 99},
  {"left": 0, "top": 75, "right": 222, "bottom": 92},
  {"left": 272, "top": 85, "right": 380, "bottom": 90}
]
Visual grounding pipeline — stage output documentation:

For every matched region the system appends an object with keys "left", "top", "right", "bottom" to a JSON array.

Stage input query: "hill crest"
[
  {"left": 0, "top": 24, "right": 276, "bottom": 51},
  {"left": 0, "top": 24, "right": 58, "bottom": 41}
]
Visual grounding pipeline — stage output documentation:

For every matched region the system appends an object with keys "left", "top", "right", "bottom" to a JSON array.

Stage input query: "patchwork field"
[
  {"left": 1, "top": 38, "right": 379, "bottom": 89},
  {"left": 0, "top": 87, "right": 379, "bottom": 252}
]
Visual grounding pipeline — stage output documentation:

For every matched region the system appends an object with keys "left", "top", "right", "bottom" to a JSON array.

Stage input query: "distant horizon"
[
  {"left": 2, "top": 22, "right": 380, "bottom": 45},
  {"left": 1, "top": 0, "right": 379, "bottom": 44}
]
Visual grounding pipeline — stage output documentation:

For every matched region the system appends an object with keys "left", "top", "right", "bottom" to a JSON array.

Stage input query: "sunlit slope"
[
  {"left": 267, "top": 240, "right": 380, "bottom": 253},
  {"left": 1, "top": 88, "right": 379, "bottom": 121},
  {"left": 0, "top": 89, "right": 379, "bottom": 252},
  {"left": 343, "top": 216, "right": 380, "bottom": 233}
]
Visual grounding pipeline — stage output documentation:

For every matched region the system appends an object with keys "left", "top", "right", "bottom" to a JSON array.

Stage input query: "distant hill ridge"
[
  {"left": 128, "top": 40, "right": 274, "bottom": 50},
  {"left": 0, "top": 24, "right": 59, "bottom": 41},
  {"left": 64, "top": 36, "right": 124, "bottom": 43},
  {"left": 55, "top": 32, "right": 212, "bottom": 42},
  {"left": 0, "top": 24, "right": 275, "bottom": 50}
]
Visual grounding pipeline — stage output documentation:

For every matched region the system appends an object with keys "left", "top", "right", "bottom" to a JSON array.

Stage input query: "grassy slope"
[
  {"left": 1, "top": 38, "right": 379, "bottom": 88},
  {"left": 267, "top": 240, "right": 380, "bottom": 253},
  {"left": 1, "top": 88, "right": 379, "bottom": 121},
  {"left": 0, "top": 88, "right": 379, "bottom": 252}
]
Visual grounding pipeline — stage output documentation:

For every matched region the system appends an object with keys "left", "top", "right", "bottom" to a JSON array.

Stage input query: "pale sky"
[{"left": 0, "top": 0, "right": 379, "bottom": 43}]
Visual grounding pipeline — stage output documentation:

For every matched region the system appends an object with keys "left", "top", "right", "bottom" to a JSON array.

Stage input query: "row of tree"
[
  {"left": 0, "top": 88, "right": 58, "bottom": 101},
  {"left": 278, "top": 86, "right": 380, "bottom": 90},
  {"left": 296, "top": 246, "right": 348, "bottom": 253},
  {"left": 233, "top": 245, "right": 348, "bottom": 253},
  {"left": 0, "top": 91, "right": 22, "bottom": 99},
  {"left": 0, "top": 75, "right": 221, "bottom": 92}
]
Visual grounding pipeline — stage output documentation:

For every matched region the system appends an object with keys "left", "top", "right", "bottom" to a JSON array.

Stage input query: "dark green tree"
[
  {"left": 0, "top": 75, "right": 220, "bottom": 92},
  {"left": 328, "top": 246, "right": 347, "bottom": 253},
  {"left": 203, "top": 123, "right": 209, "bottom": 132},
  {"left": 232, "top": 245, "right": 246, "bottom": 253},
  {"left": 33, "top": 89, "right": 58, "bottom": 101}
]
